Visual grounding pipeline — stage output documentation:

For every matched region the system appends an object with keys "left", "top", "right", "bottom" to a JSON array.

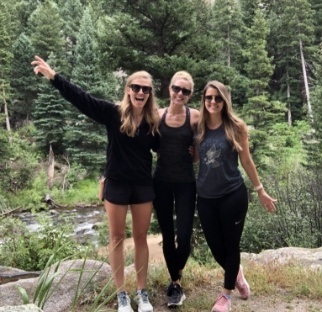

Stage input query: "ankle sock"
[{"left": 223, "top": 293, "right": 231, "bottom": 300}]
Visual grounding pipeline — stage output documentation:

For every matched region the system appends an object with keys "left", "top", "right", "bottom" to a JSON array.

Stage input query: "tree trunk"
[
  {"left": 3, "top": 89, "right": 12, "bottom": 143},
  {"left": 299, "top": 39, "right": 312, "bottom": 121},
  {"left": 47, "top": 144, "right": 55, "bottom": 189},
  {"left": 286, "top": 71, "right": 292, "bottom": 126}
]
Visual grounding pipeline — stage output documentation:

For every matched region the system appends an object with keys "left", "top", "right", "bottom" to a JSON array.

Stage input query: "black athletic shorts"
[{"left": 104, "top": 178, "right": 155, "bottom": 205}]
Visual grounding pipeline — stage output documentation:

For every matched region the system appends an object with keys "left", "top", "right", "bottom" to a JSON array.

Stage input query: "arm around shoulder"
[{"left": 190, "top": 108, "right": 200, "bottom": 127}]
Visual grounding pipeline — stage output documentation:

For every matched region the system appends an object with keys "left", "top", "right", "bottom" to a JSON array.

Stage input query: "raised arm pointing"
[{"left": 31, "top": 55, "right": 56, "bottom": 80}]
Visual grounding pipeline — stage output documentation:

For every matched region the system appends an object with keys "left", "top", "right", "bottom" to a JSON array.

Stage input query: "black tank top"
[{"left": 153, "top": 107, "right": 195, "bottom": 182}]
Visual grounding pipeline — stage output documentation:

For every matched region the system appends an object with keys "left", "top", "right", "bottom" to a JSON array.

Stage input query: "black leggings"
[
  {"left": 197, "top": 184, "right": 248, "bottom": 290},
  {"left": 153, "top": 179, "right": 196, "bottom": 281}
]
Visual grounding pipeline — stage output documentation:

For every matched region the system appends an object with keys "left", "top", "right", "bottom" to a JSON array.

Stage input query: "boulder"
[
  {"left": 242, "top": 246, "right": 322, "bottom": 270},
  {"left": 0, "top": 259, "right": 112, "bottom": 312},
  {"left": 0, "top": 304, "right": 42, "bottom": 311},
  {"left": 1, "top": 247, "right": 322, "bottom": 311},
  {"left": 0, "top": 266, "right": 40, "bottom": 285}
]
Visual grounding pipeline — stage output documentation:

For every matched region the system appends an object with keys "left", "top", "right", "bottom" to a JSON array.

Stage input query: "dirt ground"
[
  {"left": 151, "top": 293, "right": 322, "bottom": 312},
  {"left": 97, "top": 235, "right": 322, "bottom": 312}
]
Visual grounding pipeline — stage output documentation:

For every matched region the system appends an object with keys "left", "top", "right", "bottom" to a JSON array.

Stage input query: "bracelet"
[{"left": 254, "top": 184, "right": 263, "bottom": 191}]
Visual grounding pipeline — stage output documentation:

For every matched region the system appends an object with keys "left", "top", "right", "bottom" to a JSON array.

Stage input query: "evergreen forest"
[{"left": 1, "top": 0, "right": 322, "bottom": 257}]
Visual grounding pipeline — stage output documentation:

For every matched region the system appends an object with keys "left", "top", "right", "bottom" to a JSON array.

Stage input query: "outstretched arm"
[
  {"left": 31, "top": 55, "right": 114, "bottom": 125},
  {"left": 31, "top": 55, "right": 56, "bottom": 80},
  {"left": 238, "top": 134, "right": 277, "bottom": 213}
]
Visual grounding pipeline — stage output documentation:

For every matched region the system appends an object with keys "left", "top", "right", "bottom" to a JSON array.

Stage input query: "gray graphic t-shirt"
[{"left": 196, "top": 125, "right": 243, "bottom": 198}]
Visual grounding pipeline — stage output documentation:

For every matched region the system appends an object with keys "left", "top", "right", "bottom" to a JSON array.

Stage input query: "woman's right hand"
[{"left": 31, "top": 55, "right": 56, "bottom": 80}]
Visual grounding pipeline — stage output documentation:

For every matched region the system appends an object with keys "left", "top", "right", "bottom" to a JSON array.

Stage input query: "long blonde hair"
[
  {"left": 196, "top": 80, "right": 247, "bottom": 151},
  {"left": 119, "top": 71, "right": 159, "bottom": 137}
]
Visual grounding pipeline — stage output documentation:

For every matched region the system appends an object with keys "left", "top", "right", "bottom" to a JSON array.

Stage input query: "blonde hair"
[
  {"left": 196, "top": 80, "right": 247, "bottom": 151},
  {"left": 119, "top": 71, "right": 159, "bottom": 137},
  {"left": 170, "top": 71, "right": 194, "bottom": 94}
]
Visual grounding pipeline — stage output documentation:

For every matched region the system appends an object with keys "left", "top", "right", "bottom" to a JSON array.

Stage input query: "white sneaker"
[
  {"left": 135, "top": 289, "right": 153, "bottom": 312},
  {"left": 117, "top": 291, "right": 134, "bottom": 312}
]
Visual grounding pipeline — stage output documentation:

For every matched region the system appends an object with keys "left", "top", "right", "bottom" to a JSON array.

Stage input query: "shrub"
[{"left": 0, "top": 214, "right": 89, "bottom": 271}]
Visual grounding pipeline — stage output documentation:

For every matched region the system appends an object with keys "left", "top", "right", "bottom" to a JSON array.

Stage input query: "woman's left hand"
[{"left": 258, "top": 190, "right": 277, "bottom": 213}]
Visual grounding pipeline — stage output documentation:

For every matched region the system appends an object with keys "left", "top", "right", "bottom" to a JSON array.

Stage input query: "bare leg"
[
  {"left": 130, "top": 202, "right": 152, "bottom": 290},
  {"left": 104, "top": 200, "right": 128, "bottom": 291}
]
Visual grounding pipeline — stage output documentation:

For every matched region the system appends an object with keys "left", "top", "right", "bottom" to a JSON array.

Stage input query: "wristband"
[{"left": 254, "top": 184, "right": 263, "bottom": 191}]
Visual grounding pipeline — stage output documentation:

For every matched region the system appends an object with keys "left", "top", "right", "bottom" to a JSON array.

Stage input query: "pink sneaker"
[
  {"left": 235, "top": 265, "right": 250, "bottom": 300},
  {"left": 211, "top": 294, "right": 231, "bottom": 312}
]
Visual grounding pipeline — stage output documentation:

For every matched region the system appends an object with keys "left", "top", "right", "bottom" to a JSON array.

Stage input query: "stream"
[{"left": 13, "top": 206, "right": 106, "bottom": 246}]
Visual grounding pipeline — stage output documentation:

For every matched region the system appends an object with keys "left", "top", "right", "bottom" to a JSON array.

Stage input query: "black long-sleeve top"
[{"left": 51, "top": 74, "right": 159, "bottom": 186}]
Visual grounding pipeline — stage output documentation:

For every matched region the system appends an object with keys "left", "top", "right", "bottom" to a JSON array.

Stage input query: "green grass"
[
  {"left": 78, "top": 257, "right": 322, "bottom": 311},
  {"left": 50, "top": 179, "right": 101, "bottom": 206}
]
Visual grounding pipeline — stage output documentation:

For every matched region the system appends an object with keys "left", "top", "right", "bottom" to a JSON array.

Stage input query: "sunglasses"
[
  {"left": 205, "top": 95, "right": 224, "bottom": 103},
  {"left": 171, "top": 85, "right": 192, "bottom": 96},
  {"left": 130, "top": 84, "right": 152, "bottom": 94}
]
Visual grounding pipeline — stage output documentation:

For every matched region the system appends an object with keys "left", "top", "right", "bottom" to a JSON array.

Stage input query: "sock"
[{"left": 223, "top": 293, "right": 231, "bottom": 300}]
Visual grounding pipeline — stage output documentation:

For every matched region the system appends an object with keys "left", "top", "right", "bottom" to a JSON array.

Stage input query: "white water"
[{"left": 14, "top": 206, "right": 106, "bottom": 246}]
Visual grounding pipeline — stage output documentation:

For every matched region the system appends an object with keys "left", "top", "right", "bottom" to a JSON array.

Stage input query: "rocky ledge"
[{"left": 0, "top": 247, "right": 321, "bottom": 312}]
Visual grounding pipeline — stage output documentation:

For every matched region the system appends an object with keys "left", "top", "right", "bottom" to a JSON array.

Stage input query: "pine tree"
[
  {"left": 65, "top": 6, "right": 117, "bottom": 172},
  {"left": 59, "top": 0, "right": 84, "bottom": 75},
  {"left": 243, "top": 8, "right": 274, "bottom": 96},
  {"left": 27, "top": 0, "right": 68, "bottom": 73},
  {"left": 11, "top": 33, "right": 37, "bottom": 126},
  {"left": 240, "top": 0, "right": 272, "bottom": 27},
  {"left": 14, "top": 0, "right": 40, "bottom": 35},
  {"left": 0, "top": 121, "right": 11, "bottom": 191},
  {"left": 97, "top": 0, "right": 213, "bottom": 98},
  {"left": 242, "top": 8, "right": 285, "bottom": 166},
  {"left": 309, "top": 0, "right": 322, "bottom": 44},
  {"left": 304, "top": 45, "right": 322, "bottom": 169},
  {"left": 0, "top": 0, "right": 14, "bottom": 135},
  {"left": 269, "top": 0, "right": 315, "bottom": 124},
  {"left": 33, "top": 53, "right": 67, "bottom": 155},
  {"left": 207, "top": 0, "right": 247, "bottom": 106},
  {"left": 210, "top": 0, "right": 245, "bottom": 69}
]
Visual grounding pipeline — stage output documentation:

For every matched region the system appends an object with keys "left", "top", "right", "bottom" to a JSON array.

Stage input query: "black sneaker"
[
  {"left": 167, "top": 283, "right": 186, "bottom": 307},
  {"left": 167, "top": 282, "right": 174, "bottom": 297}
]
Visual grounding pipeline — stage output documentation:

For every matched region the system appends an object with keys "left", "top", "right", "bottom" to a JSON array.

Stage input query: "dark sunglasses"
[
  {"left": 171, "top": 85, "right": 192, "bottom": 96},
  {"left": 205, "top": 95, "right": 224, "bottom": 103},
  {"left": 130, "top": 84, "right": 152, "bottom": 94}
]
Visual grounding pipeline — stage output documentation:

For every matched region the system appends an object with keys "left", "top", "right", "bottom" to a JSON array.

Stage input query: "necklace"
[
  {"left": 134, "top": 115, "right": 143, "bottom": 135},
  {"left": 134, "top": 116, "right": 142, "bottom": 127}
]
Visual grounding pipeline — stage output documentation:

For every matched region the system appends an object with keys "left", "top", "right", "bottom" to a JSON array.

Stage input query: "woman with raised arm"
[
  {"left": 32, "top": 55, "right": 160, "bottom": 312},
  {"left": 195, "top": 80, "right": 277, "bottom": 312}
]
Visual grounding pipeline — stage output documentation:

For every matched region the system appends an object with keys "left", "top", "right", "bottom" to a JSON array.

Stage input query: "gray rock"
[
  {"left": 0, "top": 266, "right": 40, "bottom": 285},
  {"left": 0, "top": 304, "right": 42, "bottom": 311},
  {"left": 1, "top": 247, "right": 322, "bottom": 311},
  {"left": 0, "top": 259, "right": 112, "bottom": 312},
  {"left": 242, "top": 246, "right": 322, "bottom": 270}
]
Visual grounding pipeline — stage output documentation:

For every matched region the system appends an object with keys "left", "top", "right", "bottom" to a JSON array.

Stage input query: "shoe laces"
[
  {"left": 118, "top": 292, "right": 129, "bottom": 307},
  {"left": 216, "top": 294, "right": 229, "bottom": 307},
  {"left": 170, "top": 284, "right": 182, "bottom": 300},
  {"left": 139, "top": 289, "right": 149, "bottom": 303}
]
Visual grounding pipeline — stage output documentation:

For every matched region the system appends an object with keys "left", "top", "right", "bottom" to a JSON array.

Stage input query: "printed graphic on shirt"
[{"left": 203, "top": 143, "right": 221, "bottom": 168}]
